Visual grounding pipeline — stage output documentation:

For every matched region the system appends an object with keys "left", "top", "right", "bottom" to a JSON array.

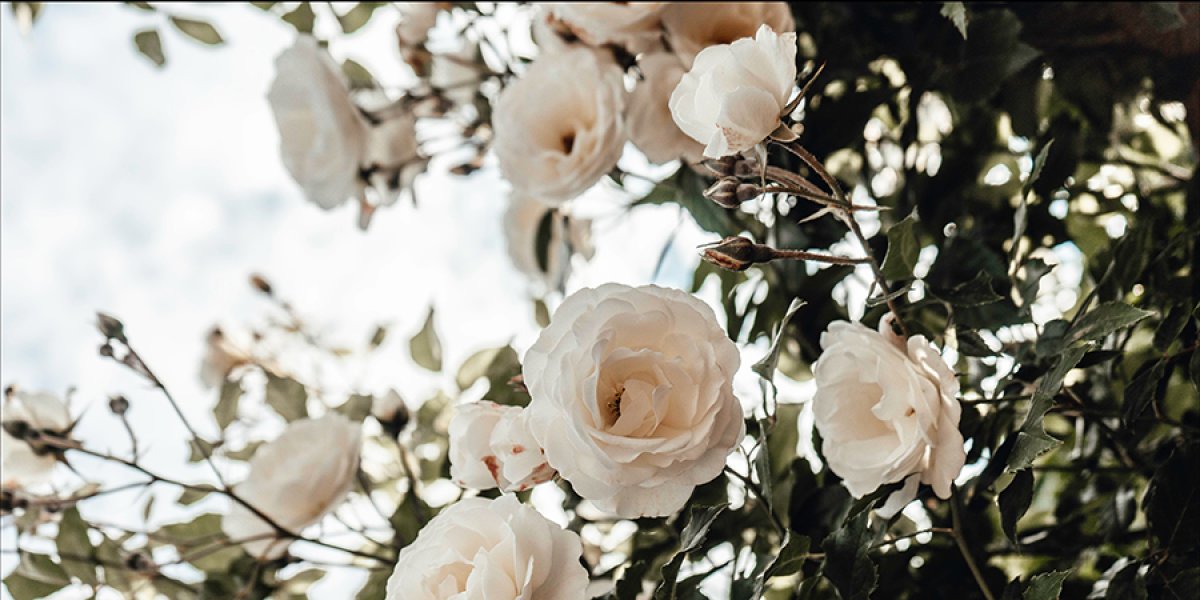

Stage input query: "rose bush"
[{"left": 522, "top": 283, "right": 744, "bottom": 518}]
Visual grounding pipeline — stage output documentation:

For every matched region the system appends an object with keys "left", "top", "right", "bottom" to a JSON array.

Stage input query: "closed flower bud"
[
  {"left": 736, "top": 183, "right": 762, "bottom": 203},
  {"left": 700, "top": 236, "right": 774, "bottom": 271},
  {"left": 95, "top": 312, "right": 126, "bottom": 343},
  {"left": 249, "top": 274, "right": 273, "bottom": 296},
  {"left": 108, "top": 395, "right": 129, "bottom": 416},
  {"left": 704, "top": 177, "right": 742, "bottom": 208}
]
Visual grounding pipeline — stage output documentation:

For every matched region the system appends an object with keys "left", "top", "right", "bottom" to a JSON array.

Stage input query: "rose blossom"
[
  {"left": 198, "top": 326, "right": 251, "bottom": 389},
  {"left": 385, "top": 494, "right": 588, "bottom": 599},
  {"left": 811, "top": 319, "right": 966, "bottom": 517},
  {"left": 670, "top": 25, "right": 797, "bottom": 159},
  {"left": 221, "top": 413, "right": 362, "bottom": 558},
  {"left": 448, "top": 401, "right": 556, "bottom": 492},
  {"left": 268, "top": 36, "right": 368, "bottom": 209},
  {"left": 492, "top": 46, "right": 626, "bottom": 204},
  {"left": 545, "top": 2, "right": 666, "bottom": 51},
  {"left": 1, "top": 390, "right": 72, "bottom": 488},
  {"left": 628, "top": 52, "right": 705, "bottom": 165},
  {"left": 661, "top": 2, "right": 795, "bottom": 66},
  {"left": 503, "top": 193, "right": 594, "bottom": 294},
  {"left": 523, "top": 284, "right": 744, "bottom": 518}
]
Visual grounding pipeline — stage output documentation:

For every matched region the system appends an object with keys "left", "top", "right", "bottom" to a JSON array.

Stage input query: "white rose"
[
  {"left": 661, "top": 2, "right": 795, "bottom": 66},
  {"left": 1, "top": 390, "right": 72, "bottom": 488},
  {"left": 199, "top": 327, "right": 251, "bottom": 389},
  {"left": 396, "top": 2, "right": 443, "bottom": 48},
  {"left": 811, "top": 319, "right": 966, "bottom": 517},
  {"left": 523, "top": 284, "right": 744, "bottom": 518},
  {"left": 222, "top": 414, "right": 362, "bottom": 559},
  {"left": 503, "top": 193, "right": 594, "bottom": 294},
  {"left": 363, "top": 112, "right": 425, "bottom": 207},
  {"left": 492, "top": 46, "right": 627, "bottom": 204},
  {"left": 670, "top": 25, "right": 797, "bottom": 159},
  {"left": 545, "top": 2, "right": 666, "bottom": 51},
  {"left": 268, "top": 36, "right": 368, "bottom": 209},
  {"left": 628, "top": 52, "right": 705, "bottom": 165},
  {"left": 448, "top": 401, "right": 556, "bottom": 492},
  {"left": 385, "top": 494, "right": 588, "bottom": 599}
]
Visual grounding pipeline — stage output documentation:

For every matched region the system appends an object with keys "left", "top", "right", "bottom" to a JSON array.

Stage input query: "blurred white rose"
[
  {"left": 396, "top": 2, "right": 443, "bottom": 47},
  {"left": 222, "top": 414, "right": 362, "bottom": 559},
  {"left": 199, "top": 327, "right": 251, "bottom": 389},
  {"left": 661, "top": 2, "right": 795, "bottom": 66},
  {"left": 628, "top": 52, "right": 705, "bottom": 165},
  {"left": 448, "top": 401, "right": 556, "bottom": 492},
  {"left": 523, "top": 284, "right": 744, "bottom": 517},
  {"left": 545, "top": 2, "right": 666, "bottom": 51},
  {"left": 385, "top": 494, "right": 588, "bottom": 599},
  {"left": 670, "top": 25, "right": 797, "bottom": 159},
  {"left": 363, "top": 112, "right": 425, "bottom": 208},
  {"left": 268, "top": 36, "right": 368, "bottom": 209},
  {"left": 503, "top": 194, "right": 594, "bottom": 294},
  {"left": 1, "top": 390, "right": 72, "bottom": 489},
  {"left": 429, "top": 44, "right": 481, "bottom": 107},
  {"left": 811, "top": 319, "right": 966, "bottom": 517},
  {"left": 493, "top": 46, "right": 627, "bottom": 204},
  {"left": 372, "top": 389, "right": 407, "bottom": 423}
]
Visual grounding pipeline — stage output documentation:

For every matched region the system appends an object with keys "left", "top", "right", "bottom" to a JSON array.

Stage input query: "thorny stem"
[{"left": 950, "top": 488, "right": 997, "bottom": 600}]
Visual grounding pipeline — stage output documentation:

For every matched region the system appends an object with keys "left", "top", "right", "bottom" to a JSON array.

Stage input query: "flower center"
[
  {"left": 605, "top": 385, "right": 625, "bottom": 425},
  {"left": 561, "top": 132, "right": 576, "bottom": 154}
]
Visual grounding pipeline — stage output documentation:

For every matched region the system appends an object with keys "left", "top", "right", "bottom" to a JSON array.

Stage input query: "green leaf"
[
  {"left": 409, "top": 307, "right": 443, "bottom": 372},
  {"left": 957, "top": 330, "right": 996, "bottom": 357},
  {"left": 133, "top": 29, "right": 165, "bottom": 67},
  {"left": 880, "top": 213, "right": 919, "bottom": 280},
  {"left": 265, "top": 374, "right": 308, "bottom": 422},
  {"left": 768, "top": 534, "right": 812, "bottom": 579},
  {"left": 1023, "top": 570, "right": 1069, "bottom": 600},
  {"left": 224, "top": 440, "right": 263, "bottom": 461},
  {"left": 281, "top": 2, "right": 315, "bottom": 33},
  {"left": 1121, "top": 360, "right": 1167, "bottom": 428},
  {"left": 821, "top": 510, "right": 877, "bottom": 600},
  {"left": 337, "top": 2, "right": 380, "bottom": 34},
  {"left": 158, "top": 513, "right": 224, "bottom": 542},
  {"left": 654, "top": 503, "right": 728, "bottom": 599},
  {"left": 56, "top": 507, "right": 97, "bottom": 585},
  {"left": 336, "top": 393, "right": 374, "bottom": 422},
  {"left": 1022, "top": 140, "right": 1054, "bottom": 199},
  {"left": 1144, "top": 443, "right": 1200, "bottom": 552},
  {"left": 177, "top": 486, "right": 214, "bottom": 506},
  {"left": 1103, "top": 562, "right": 1147, "bottom": 600},
  {"left": 1008, "top": 343, "right": 1089, "bottom": 471},
  {"left": 534, "top": 209, "right": 555, "bottom": 274},
  {"left": 214, "top": 379, "right": 242, "bottom": 429},
  {"left": 1153, "top": 303, "right": 1191, "bottom": 351},
  {"left": 5, "top": 553, "right": 69, "bottom": 600},
  {"left": 752, "top": 298, "right": 806, "bottom": 381},
  {"left": 998, "top": 469, "right": 1034, "bottom": 544},
  {"left": 187, "top": 437, "right": 221, "bottom": 463},
  {"left": 933, "top": 272, "right": 1004, "bottom": 307},
  {"left": 169, "top": 17, "right": 223, "bottom": 45},
  {"left": 635, "top": 169, "right": 736, "bottom": 235},
  {"left": 342, "top": 58, "right": 375, "bottom": 90},
  {"left": 356, "top": 567, "right": 390, "bottom": 599},
  {"left": 940, "top": 2, "right": 968, "bottom": 39},
  {"left": 1067, "top": 302, "right": 1154, "bottom": 346}
]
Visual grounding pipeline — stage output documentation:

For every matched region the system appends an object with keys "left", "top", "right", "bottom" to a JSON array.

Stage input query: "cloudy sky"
[{"left": 1, "top": 3, "right": 730, "bottom": 596}]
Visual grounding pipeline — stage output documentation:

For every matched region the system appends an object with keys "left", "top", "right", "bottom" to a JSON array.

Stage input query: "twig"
[{"left": 950, "top": 488, "right": 996, "bottom": 600}]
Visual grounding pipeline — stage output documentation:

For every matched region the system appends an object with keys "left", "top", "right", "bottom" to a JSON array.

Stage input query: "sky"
[{"left": 0, "top": 3, "right": 736, "bottom": 597}]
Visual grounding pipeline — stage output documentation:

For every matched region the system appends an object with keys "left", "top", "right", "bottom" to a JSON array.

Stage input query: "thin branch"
[{"left": 950, "top": 488, "right": 996, "bottom": 600}]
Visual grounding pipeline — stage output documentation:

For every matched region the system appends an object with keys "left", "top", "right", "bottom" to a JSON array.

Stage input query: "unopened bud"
[
  {"left": 705, "top": 156, "right": 739, "bottom": 178},
  {"left": 249, "top": 274, "right": 273, "bottom": 296},
  {"left": 109, "top": 395, "right": 130, "bottom": 416},
  {"left": 95, "top": 312, "right": 127, "bottom": 343},
  {"left": 736, "top": 183, "right": 762, "bottom": 203},
  {"left": 699, "top": 236, "right": 774, "bottom": 272},
  {"left": 704, "top": 177, "right": 743, "bottom": 209},
  {"left": 99, "top": 343, "right": 115, "bottom": 358},
  {"left": 125, "top": 551, "right": 156, "bottom": 573}
]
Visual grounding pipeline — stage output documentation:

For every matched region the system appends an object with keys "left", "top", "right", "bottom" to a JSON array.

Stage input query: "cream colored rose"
[
  {"left": 811, "top": 320, "right": 965, "bottom": 517},
  {"left": 1, "top": 390, "right": 72, "bottom": 488},
  {"left": 363, "top": 112, "right": 425, "bottom": 207},
  {"left": 268, "top": 36, "right": 368, "bottom": 209},
  {"left": 222, "top": 414, "right": 362, "bottom": 558},
  {"left": 670, "top": 25, "right": 797, "bottom": 159},
  {"left": 492, "top": 46, "right": 626, "bottom": 204},
  {"left": 523, "top": 284, "right": 744, "bottom": 518},
  {"left": 199, "top": 327, "right": 251, "bottom": 389},
  {"left": 448, "top": 401, "right": 556, "bottom": 492},
  {"left": 545, "top": 2, "right": 666, "bottom": 51},
  {"left": 628, "top": 52, "right": 705, "bottom": 165},
  {"left": 503, "top": 193, "right": 594, "bottom": 294},
  {"left": 385, "top": 494, "right": 588, "bottom": 599},
  {"left": 661, "top": 2, "right": 795, "bottom": 66}
]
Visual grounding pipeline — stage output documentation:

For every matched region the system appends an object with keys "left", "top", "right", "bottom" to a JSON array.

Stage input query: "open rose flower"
[
  {"left": 199, "top": 326, "right": 252, "bottom": 389},
  {"left": 222, "top": 413, "right": 361, "bottom": 558},
  {"left": 661, "top": 2, "right": 794, "bottom": 66},
  {"left": 1, "top": 390, "right": 72, "bottom": 489},
  {"left": 545, "top": 2, "right": 666, "bottom": 51},
  {"left": 523, "top": 284, "right": 744, "bottom": 518},
  {"left": 448, "top": 401, "right": 556, "bottom": 492},
  {"left": 628, "top": 52, "right": 705, "bottom": 165},
  {"left": 670, "top": 24, "right": 797, "bottom": 159},
  {"left": 386, "top": 494, "right": 588, "bottom": 599},
  {"left": 268, "top": 36, "right": 368, "bottom": 209},
  {"left": 503, "top": 193, "right": 594, "bottom": 294},
  {"left": 811, "top": 319, "right": 966, "bottom": 517},
  {"left": 492, "top": 46, "right": 626, "bottom": 204}
]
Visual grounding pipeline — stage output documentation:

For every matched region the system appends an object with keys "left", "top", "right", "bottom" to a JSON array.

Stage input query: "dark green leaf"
[
  {"left": 169, "top": 17, "right": 223, "bottom": 45},
  {"left": 1144, "top": 443, "right": 1200, "bottom": 553},
  {"left": 1104, "top": 562, "right": 1147, "bottom": 600},
  {"left": 655, "top": 503, "right": 728, "bottom": 599},
  {"left": 214, "top": 379, "right": 242, "bottom": 429},
  {"left": 409, "top": 307, "right": 443, "bottom": 372},
  {"left": 1023, "top": 570, "right": 1069, "bottom": 600},
  {"left": 133, "top": 29, "right": 165, "bottom": 67},
  {"left": 534, "top": 209, "right": 555, "bottom": 274},
  {"left": 768, "top": 534, "right": 812, "bottom": 579},
  {"left": 999, "top": 469, "right": 1034, "bottom": 544},
  {"left": 934, "top": 272, "right": 1004, "bottom": 307},
  {"left": 880, "top": 213, "right": 919, "bottom": 280},
  {"left": 821, "top": 510, "right": 877, "bottom": 600},
  {"left": 957, "top": 330, "right": 997, "bottom": 357},
  {"left": 1121, "top": 360, "right": 1166, "bottom": 428},
  {"left": 752, "top": 298, "right": 806, "bottom": 381},
  {"left": 1009, "top": 343, "right": 1088, "bottom": 471},
  {"left": 1139, "top": 3, "right": 1186, "bottom": 31},
  {"left": 1068, "top": 302, "right": 1154, "bottom": 346},
  {"left": 1023, "top": 140, "right": 1054, "bottom": 199},
  {"left": 1153, "top": 303, "right": 1191, "bottom": 351},
  {"left": 265, "top": 374, "right": 308, "bottom": 422}
]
